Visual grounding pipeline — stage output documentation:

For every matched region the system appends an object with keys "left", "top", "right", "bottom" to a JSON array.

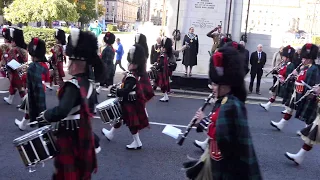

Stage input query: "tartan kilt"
[
  {"left": 284, "top": 91, "right": 301, "bottom": 110},
  {"left": 56, "top": 62, "right": 65, "bottom": 77},
  {"left": 301, "top": 114, "right": 320, "bottom": 145},
  {"left": 294, "top": 93, "right": 306, "bottom": 119},
  {"left": 269, "top": 82, "right": 282, "bottom": 96},
  {"left": 281, "top": 80, "right": 295, "bottom": 104},
  {"left": 157, "top": 70, "right": 170, "bottom": 93},
  {"left": 53, "top": 132, "right": 95, "bottom": 180},
  {"left": 298, "top": 95, "right": 318, "bottom": 125},
  {"left": 18, "top": 94, "right": 29, "bottom": 113},
  {"left": 121, "top": 101, "right": 149, "bottom": 130}
]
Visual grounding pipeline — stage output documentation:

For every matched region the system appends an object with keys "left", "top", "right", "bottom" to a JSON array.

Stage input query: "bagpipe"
[
  {"left": 265, "top": 59, "right": 285, "bottom": 77},
  {"left": 284, "top": 62, "right": 304, "bottom": 84},
  {"left": 161, "top": 93, "right": 214, "bottom": 145},
  {"left": 294, "top": 81, "right": 320, "bottom": 105}
]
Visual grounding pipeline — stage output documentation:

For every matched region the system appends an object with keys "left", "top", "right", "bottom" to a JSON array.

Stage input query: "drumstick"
[{"left": 177, "top": 93, "right": 214, "bottom": 146}]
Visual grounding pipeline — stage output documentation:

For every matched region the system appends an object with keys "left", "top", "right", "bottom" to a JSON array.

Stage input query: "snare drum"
[
  {"left": 96, "top": 98, "right": 122, "bottom": 124},
  {"left": 13, "top": 125, "right": 57, "bottom": 169}
]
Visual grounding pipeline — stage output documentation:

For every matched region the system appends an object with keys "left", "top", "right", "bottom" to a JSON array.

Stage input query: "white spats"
[
  {"left": 271, "top": 118, "right": 288, "bottom": 131},
  {"left": 14, "top": 117, "right": 29, "bottom": 131},
  {"left": 70, "top": 28, "right": 80, "bottom": 47},
  {"left": 95, "top": 147, "right": 101, "bottom": 154},
  {"left": 260, "top": 101, "right": 272, "bottom": 111},
  {"left": 102, "top": 127, "right": 115, "bottom": 141},
  {"left": 126, "top": 133, "right": 142, "bottom": 150},
  {"left": 159, "top": 93, "right": 169, "bottom": 102},
  {"left": 4, "top": 95, "right": 14, "bottom": 105},
  {"left": 194, "top": 138, "right": 209, "bottom": 152},
  {"left": 285, "top": 148, "right": 307, "bottom": 165}
]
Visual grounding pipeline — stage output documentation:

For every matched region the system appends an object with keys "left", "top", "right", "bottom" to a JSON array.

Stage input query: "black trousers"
[{"left": 249, "top": 69, "right": 263, "bottom": 92}]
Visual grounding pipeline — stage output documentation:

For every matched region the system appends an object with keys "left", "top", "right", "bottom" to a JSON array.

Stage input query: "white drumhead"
[
  {"left": 96, "top": 98, "right": 118, "bottom": 109},
  {"left": 13, "top": 125, "right": 51, "bottom": 145}
]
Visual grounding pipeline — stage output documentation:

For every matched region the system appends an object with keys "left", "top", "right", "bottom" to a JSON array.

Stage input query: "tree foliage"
[
  {"left": 0, "top": 0, "right": 13, "bottom": 15},
  {"left": 4, "top": 0, "right": 79, "bottom": 25},
  {"left": 68, "top": 0, "right": 105, "bottom": 24}
]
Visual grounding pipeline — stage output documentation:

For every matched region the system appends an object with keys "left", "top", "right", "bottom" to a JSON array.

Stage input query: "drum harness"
[{"left": 52, "top": 79, "right": 94, "bottom": 131}]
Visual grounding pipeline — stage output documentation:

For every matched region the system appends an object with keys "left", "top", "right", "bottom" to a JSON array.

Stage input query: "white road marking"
[
  {"left": 0, "top": 91, "right": 9, "bottom": 94},
  {"left": 92, "top": 115, "right": 194, "bottom": 129},
  {"left": 92, "top": 116, "right": 299, "bottom": 139}
]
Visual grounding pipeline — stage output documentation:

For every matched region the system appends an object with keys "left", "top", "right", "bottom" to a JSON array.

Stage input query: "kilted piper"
[
  {"left": 49, "top": 29, "right": 66, "bottom": 90},
  {"left": 15, "top": 38, "right": 50, "bottom": 130},
  {"left": 260, "top": 45, "right": 296, "bottom": 111},
  {"left": 183, "top": 46, "right": 262, "bottom": 180},
  {"left": 285, "top": 85, "right": 320, "bottom": 165},
  {"left": 102, "top": 44, "right": 155, "bottom": 150},
  {"left": 271, "top": 43, "right": 319, "bottom": 131},
  {"left": 3, "top": 27, "right": 28, "bottom": 105},
  {"left": 37, "top": 28, "right": 101, "bottom": 179}
]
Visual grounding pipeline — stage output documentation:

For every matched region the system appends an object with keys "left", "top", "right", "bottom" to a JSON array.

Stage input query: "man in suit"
[
  {"left": 150, "top": 37, "right": 162, "bottom": 65},
  {"left": 249, "top": 44, "right": 267, "bottom": 95},
  {"left": 240, "top": 41, "right": 250, "bottom": 74}
]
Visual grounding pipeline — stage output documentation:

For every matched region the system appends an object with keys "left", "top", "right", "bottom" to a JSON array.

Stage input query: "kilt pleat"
[
  {"left": 121, "top": 102, "right": 149, "bottom": 130},
  {"left": 53, "top": 134, "right": 82, "bottom": 180},
  {"left": 301, "top": 115, "right": 320, "bottom": 145},
  {"left": 298, "top": 96, "right": 318, "bottom": 125},
  {"left": 280, "top": 80, "right": 295, "bottom": 104}
]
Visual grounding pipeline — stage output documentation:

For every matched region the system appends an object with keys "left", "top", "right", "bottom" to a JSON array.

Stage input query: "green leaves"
[{"left": 4, "top": 0, "right": 79, "bottom": 24}]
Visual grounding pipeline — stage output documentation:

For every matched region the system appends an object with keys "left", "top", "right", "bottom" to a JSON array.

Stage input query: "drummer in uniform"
[
  {"left": 102, "top": 44, "right": 154, "bottom": 150},
  {"left": 15, "top": 38, "right": 50, "bottom": 130},
  {"left": 37, "top": 29, "right": 101, "bottom": 179},
  {"left": 260, "top": 45, "right": 296, "bottom": 111},
  {"left": 0, "top": 27, "right": 12, "bottom": 77},
  {"left": 271, "top": 43, "right": 319, "bottom": 131},
  {"left": 3, "top": 27, "right": 28, "bottom": 105},
  {"left": 49, "top": 29, "right": 66, "bottom": 90}
]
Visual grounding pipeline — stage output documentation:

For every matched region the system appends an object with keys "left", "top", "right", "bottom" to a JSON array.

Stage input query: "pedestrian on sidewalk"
[
  {"left": 115, "top": 38, "right": 126, "bottom": 72},
  {"left": 101, "top": 32, "right": 115, "bottom": 88},
  {"left": 182, "top": 27, "right": 199, "bottom": 77},
  {"left": 249, "top": 44, "right": 267, "bottom": 95},
  {"left": 239, "top": 41, "right": 250, "bottom": 74}
]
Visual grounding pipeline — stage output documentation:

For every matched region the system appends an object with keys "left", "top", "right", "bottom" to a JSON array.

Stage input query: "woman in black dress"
[{"left": 182, "top": 27, "right": 199, "bottom": 76}]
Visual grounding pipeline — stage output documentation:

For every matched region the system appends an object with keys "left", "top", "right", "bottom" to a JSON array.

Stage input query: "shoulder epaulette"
[{"left": 126, "top": 72, "right": 136, "bottom": 79}]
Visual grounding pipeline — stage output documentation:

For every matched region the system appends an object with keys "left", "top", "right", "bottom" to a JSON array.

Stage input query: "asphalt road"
[{"left": 0, "top": 89, "right": 319, "bottom": 180}]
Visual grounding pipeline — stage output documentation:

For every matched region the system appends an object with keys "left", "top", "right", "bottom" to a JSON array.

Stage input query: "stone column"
[{"left": 166, "top": 0, "right": 238, "bottom": 75}]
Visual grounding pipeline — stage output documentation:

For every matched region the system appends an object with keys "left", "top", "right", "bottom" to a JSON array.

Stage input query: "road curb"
[{"left": 156, "top": 89, "right": 282, "bottom": 103}]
